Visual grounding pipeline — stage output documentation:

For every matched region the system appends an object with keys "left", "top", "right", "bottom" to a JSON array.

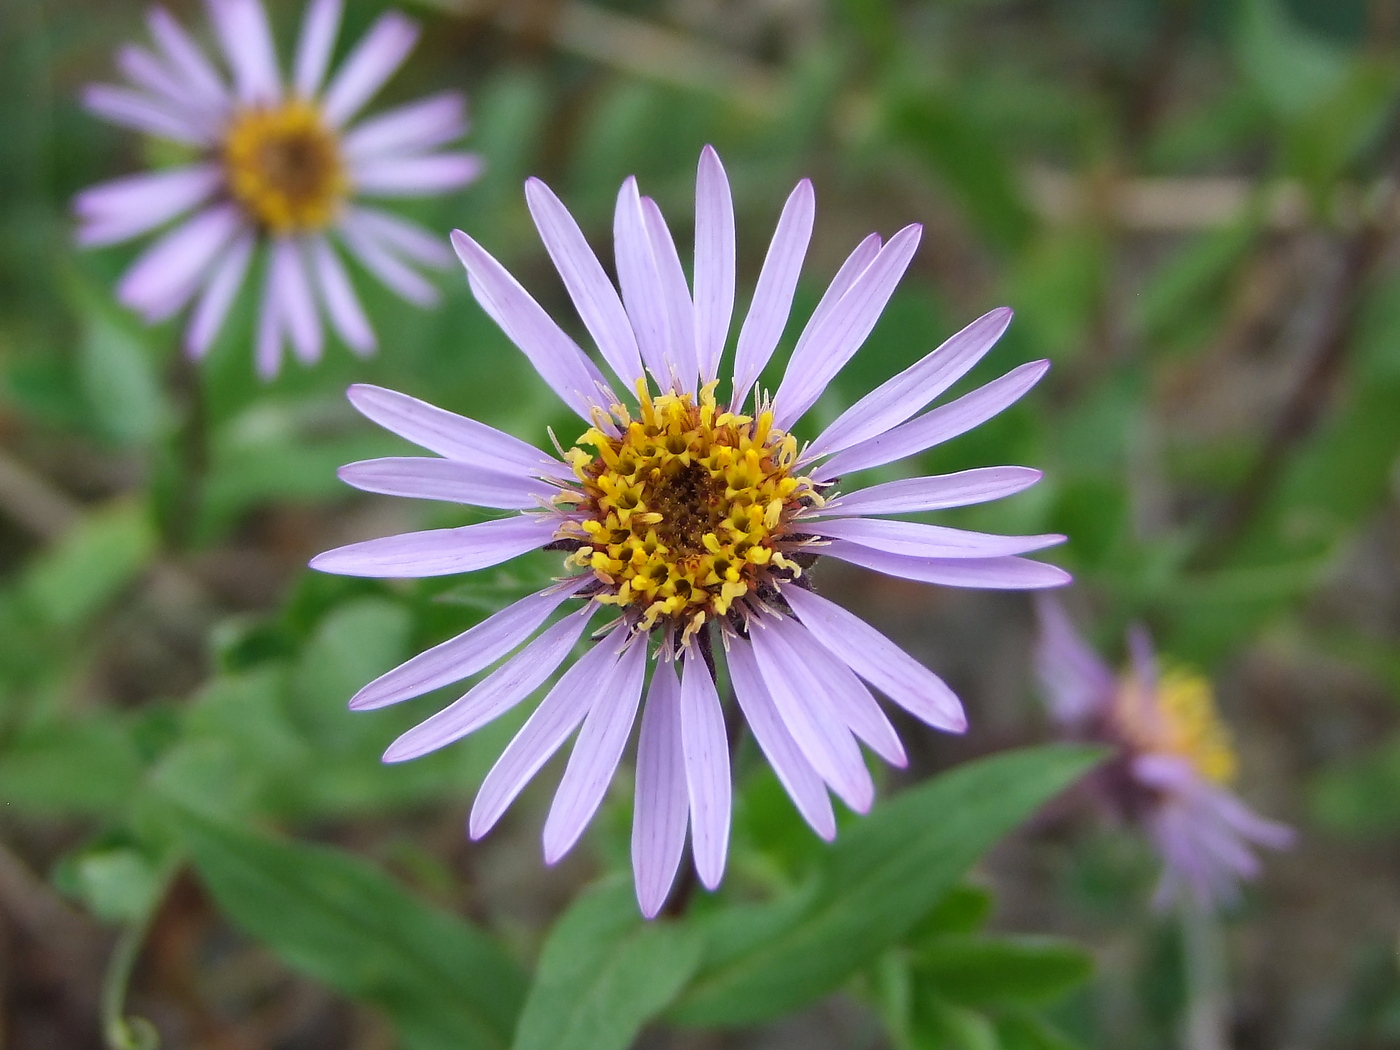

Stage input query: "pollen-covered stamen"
[
  {"left": 1116, "top": 667, "right": 1238, "bottom": 785},
  {"left": 223, "top": 100, "right": 346, "bottom": 232},
  {"left": 555, "top": 381, "right": 819, "bottom": 635}
]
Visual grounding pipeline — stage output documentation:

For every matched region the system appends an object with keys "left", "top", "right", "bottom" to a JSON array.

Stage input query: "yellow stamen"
[
  {"left": 557, "top": 386, "right": 817, "bottom": 627},
  {"left": 1116, "top": 666, "right": 1238, "bottom": 785},
  {"left": 223, "top": 100, "right": 346, "bottom": 232}
]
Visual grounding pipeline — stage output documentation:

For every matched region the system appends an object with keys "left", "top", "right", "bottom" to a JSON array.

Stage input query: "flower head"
[
  {"left": 313, "top": 147, "right": 1069, "bottom": 916},
  {"left": 76, "top": 0, "right": 481, "bottom": 377},
  {"left": 1034, "top": 596, "right": 1293, "bottom": 910}
]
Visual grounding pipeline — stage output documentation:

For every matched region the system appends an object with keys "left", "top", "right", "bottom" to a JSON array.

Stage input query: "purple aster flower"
[
  {"left": 1034, "top": 596, "right": 1293, "bottom": 910},
  {"left": 313, "top": 146, "right": 1069, "bottom": 916},
  {"left": 75, "top": 0, "right": 481, "bottom": 377}
]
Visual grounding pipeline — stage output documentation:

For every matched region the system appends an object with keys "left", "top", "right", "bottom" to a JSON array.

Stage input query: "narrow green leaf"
[
  {"left": 1236, "top": 0, "right": 1349, "bottom": 118},
  {"left": 513, "top": 879, "right": 703, "bottom": 1050},
  {"left": 22, "top": 499, "right": 157, "bottom": 629},
  {"left": 173, "top": 806, "right": 526, "bottom": 1050},
  {"left": 74, "top": 294, "right": 172, "bottom": 447},
  {"left": 670, "top": 745, "right": 1104, "bottom": 1026},
  {"left": 914, "top": 935, "right": 1093, "bottom": 1006},
  {"left": 888, "top": 94, "right": 1034, "bottom": 251},
  {"left": 996, "top": 1011, "right": 1084, "bottom": 1050}
]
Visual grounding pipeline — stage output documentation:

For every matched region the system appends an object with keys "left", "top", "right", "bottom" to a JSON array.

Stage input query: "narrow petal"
[
  {"left": 115, "top": 44, "right": 207, "bottom": 118},
  {"left": 1032, "top": 595, "right": 1116, "bottom": 726},
  {"left": 470, "top": 635, "right": 622, "bottom": 839},
  {"left": 809, "top": 307, "right": 1014, "bottom": 460},
  {"left": 185, "top": 229, "right": 254, "bottom": 359},
  {"left": 680, "top": 645, "right": 730, "bottom": 889},
  {"left": 1127, "top": 624, "right": 1159, "bottom": 700},
  {"left": 209, "top": 0, "right": 280, "bottom": 104},
  {"left": 82, "top": 84, "right": 210, "bottom": 144},
  {"left": 774, "top": 617, "right": 907, "bottom": 767},
  {"left": 337, "top": 457, "right": 559, "bottom": 509},
  {"left": 340, "top": 206, "right": 452, "bottom": 268},
  {"left": 320, "top": 10, "right": 418, "bottom": 127},
  {"left": 271, "top": 238, "right": 323, "bottom": 366},
  {"left": 339, "top": 215, "right": 438, "bottom": 306},
  {"left": 311, "top": 236, "right": 376, "bottom": 356},
  {"left": 641, "top": 196, "right": 698, "bottom": 389},
  {"left": 632, "top": 658, "right": 690, "bottom": 917},
  {"left": 117, "top": 203, "right": 241, "bottom": 321},
  {"left": 147, "top": 7, "right": 228, "bottom": 107},
  {"left": 772, "top": 224, "right": 922, "bottom": 429},
  {"left": 613, "top": 177, "right": 672, "bottom": 385},
  {"left": 748, "top": 618, "right": 874, "bottom": 813},
  {"left": 806, "top": 517, "right": 1064, "bottom": 559},
  {"left": 543, "top": 639, "right": 648, "bottom": 863},
  {"left": 817, "top": 467, "right": 1042, "bottom": 518},
  {"left": 343, "top": 91, "right": 467, "bottom": 162},
  {"left": 783, "top": 585, "right": 966, "bottom": 732},
  {"left": 524, "top": 176, "right": 643, "bottom": 386},
  {"left": 352, "top": 154, "right": 483, "bottom": 197},
  {"left": 814, "top": 360, "right": 1050, "bottom": 482},
  {"left": 255, "top": 252, "right": 284, "bottom": 380},
  {"left": 384, "top": 607, "right": 594, "bottom": 762},
  {"left": 451, "top": 229, "right": 613, "bottom": 420},
  {"left": 796, "top": 233, "right": 882, "bottom": 353},
  {"left": 310, "top": 513, "right": 556, "bottom": 579},
  {"left": 823, "top": 540, "right": 1072, "bottom": 590},
  {"left": 693, "top": 145, "right": 735, "bottom": 384},
  {"left": 346, "top": 384, "right": 565, "bottom": 479},
  {"left": 727, "top": 638, "right": 836, "bottom": 839},
  {"left": 731, "top": 179, "right": 815, "bottom": 406},
  {"left": 75, "top": 164, "right": 221, "bottom": 247},
  {"left": 344, "top": 578, "right": 587, "bottom": 710},
  {"left": 293, "top": 0, "right": 342, "bottom": 98}
]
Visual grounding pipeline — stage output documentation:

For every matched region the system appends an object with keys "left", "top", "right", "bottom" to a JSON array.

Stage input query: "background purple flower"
[
  {"left": 1034, "top": 596, "right": 1293, "bottom": 910},
  {"left": 314, "top": 146, "right": 1069, "bottom": 916},
  {"left": 76, "top": 0, "right": 481, "bottom": 377}
]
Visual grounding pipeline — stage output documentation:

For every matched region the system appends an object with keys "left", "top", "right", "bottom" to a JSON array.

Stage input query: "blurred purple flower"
[
  {"left": 76, "top": 0, "right": 480, "bottom": 377},
  {"left": 313, "top": 146, "right": 1069, "bottom": 916},
  {"left": 1034, "top": 596, "right": 1293, "bottom": 910}
]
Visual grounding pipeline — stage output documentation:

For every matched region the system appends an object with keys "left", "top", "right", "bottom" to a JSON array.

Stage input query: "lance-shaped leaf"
[
  {"left": 174, "top": 806, "right": 526, "bottom": 1050},
  {"left": 669, "top": 745, "right": 1104, "bottom": 1026}
]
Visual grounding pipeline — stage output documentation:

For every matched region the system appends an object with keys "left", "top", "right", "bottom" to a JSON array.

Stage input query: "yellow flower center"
[
  {"left": 1116, "top": 667, "right": 1238, "bottom": 785},
  {"left": 223, "top": 101, "right": 346, "bottom": 233},
  {"left": 555, "top": 382, "right": 819, "bottom": 638}
]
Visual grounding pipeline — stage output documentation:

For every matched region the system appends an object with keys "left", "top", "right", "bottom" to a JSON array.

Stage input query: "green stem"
[
  {"left": 1179, "top": 899, "right": 1229, "bottom": 1050},
  {"left": 101, "top": 857, "right": 180, "bottom": 1050}
]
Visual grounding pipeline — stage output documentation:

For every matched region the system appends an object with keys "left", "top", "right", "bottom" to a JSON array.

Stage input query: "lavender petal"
[{"left": 783, "top": 585, "right": 966, "bottom": 733}]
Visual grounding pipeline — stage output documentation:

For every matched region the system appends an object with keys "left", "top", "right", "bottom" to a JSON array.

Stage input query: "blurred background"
[{"left": 2, "top": 0, "right": 1400, "bottom": 1047}]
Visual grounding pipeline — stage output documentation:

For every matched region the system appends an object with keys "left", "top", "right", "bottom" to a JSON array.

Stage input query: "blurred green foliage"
[{"left": 2, "top": 0, "right": 1399, "bottom": 1047}]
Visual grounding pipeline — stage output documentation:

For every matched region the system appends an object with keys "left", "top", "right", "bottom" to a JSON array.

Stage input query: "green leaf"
[
  {"left": 173, "top": 806, "right": 526, "bottom": 1050},
  {"left": 1237, "top": 0, "right": 1349, "bottom": 118},
  {"left": 513, "top": 879, "right": 703, "bottom": 1050},
  {"left": 995, "top": 1010, "right": 1084, "bottom": 1050},
  {"left": 908, "top": 884, "right": 994, "bottom": 942},
  {"left": 73, "top": 291, "right": 172, "bottom": 447},
  {"left": 22, "top": 500, "right": 157, "bottom": 630},
  {"left": 888, "top": 94, "right": 1034, "bottom": 251},
  {"left": 914, "top": 935, "right": 1093, "bottom": 1006},
  {"left": 289, "top": 598, "right": 411, "bottom": 739},
  {"left": 0, "top": 714, "right": 144, "bottom": 816},
  {"left": 911, "top": 995, "right": 1000, "bottom": 1050},
  {"left": 669, "top": 745, "right": 1104, "bottom": 1026},
  {"left": 54, "top": 844, "right": 163, "bottom": 924}
]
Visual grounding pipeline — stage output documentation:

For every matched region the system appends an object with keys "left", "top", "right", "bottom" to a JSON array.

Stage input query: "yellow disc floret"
[
  {"left": 1116, "top": 666, "right": 1238, "bottom": 785},
  {"left": 555, "top": 381, "right": 819, "bottom": 637},
  {"left": 223, "top": 100, "right": 347, "bottom": 232}
]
